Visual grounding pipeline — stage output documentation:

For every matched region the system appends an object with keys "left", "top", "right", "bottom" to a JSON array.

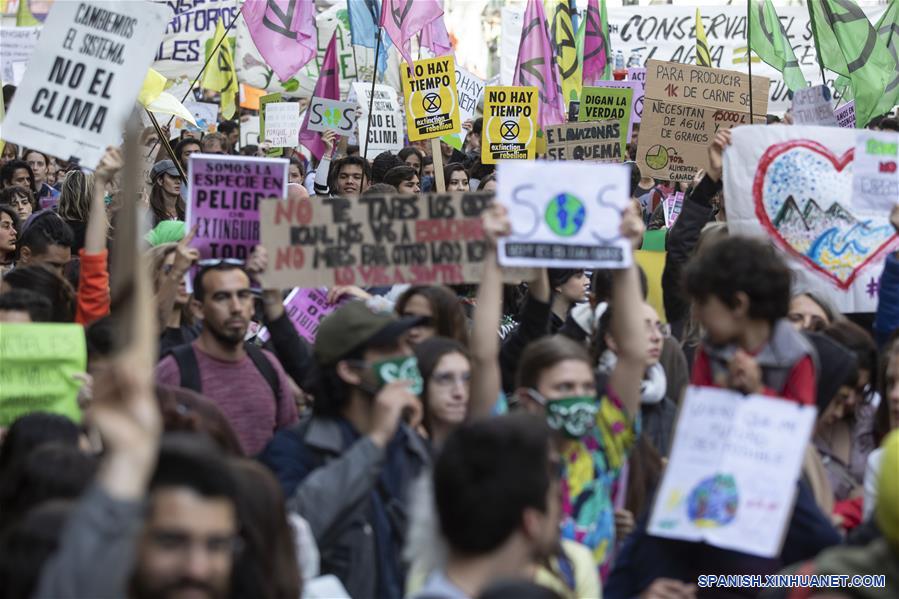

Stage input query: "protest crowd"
[{"left": 3, "top": 0, "right": 899, "bottom": 598}]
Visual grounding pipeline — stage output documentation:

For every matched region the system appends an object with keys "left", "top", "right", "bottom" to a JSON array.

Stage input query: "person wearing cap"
[
  {"left": 148, "top": 159, "right": 184, "bottom": 226},
  {"left": 259, "top": 300, "right": 431, "bottom": 599}
]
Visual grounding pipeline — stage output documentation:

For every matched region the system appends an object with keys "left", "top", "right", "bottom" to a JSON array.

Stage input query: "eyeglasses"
[
  {"left": 431, "top": 371, "right": 471, "bottom": 387},
  {"left": 402, "top": 314, "right": 434, "bottom": 327},
  {"left": 197, "top": 258, "right": 244, "bottom": 267}
]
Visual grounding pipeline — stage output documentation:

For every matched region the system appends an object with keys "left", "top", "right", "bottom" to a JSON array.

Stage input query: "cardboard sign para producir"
[
  {"left": 648, "top": 386, "right": 815, "bottom": 558},
  {"left": 496, "top": 160, "right": 632, "bottom": 269},
  {"left": 187, "top": 154, "right": 289, "bottom": 265},
  {"left": 306, "top": 97, "right": 356, "bottom": 136},
  {"left": 259, "top": 192, "right": 499, "bottom": 289},
  {"left": 0, "top": 323, "right": 86, "bottom": 426},
  {"left": 401, "top": 55, "right": 461, "bottom": 141},
  {"left": 637, "top": 60, "right": 769, "bottom": 182},
  {"left": 481, "top": 86, "right": 538, "bottom": 164},
  {"left": 544, "top": 121, "right": 625, "bottom": 162},
  {"left": 1, "top": 1, "right": 169, "bottom": 168}
]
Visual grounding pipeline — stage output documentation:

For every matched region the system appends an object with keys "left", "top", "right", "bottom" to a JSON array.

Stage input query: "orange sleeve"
[{"left": 75, "top": 248, "right": 110, "bottom": 326}]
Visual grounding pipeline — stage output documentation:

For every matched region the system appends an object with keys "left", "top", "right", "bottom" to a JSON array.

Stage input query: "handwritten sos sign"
[{"left": 306, "top": 97, "right": 357, "bottom": 136}]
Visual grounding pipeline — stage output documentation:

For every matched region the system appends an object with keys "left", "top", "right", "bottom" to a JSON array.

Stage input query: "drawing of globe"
[
  {"left": 545, "top": 193, "right": 586, "bottom": 237},
  {"left": 687, "top": 474, "right": 738, "bottom": 528},
  {"left": 645, "top": 145, "right": 669, "bottom": 170}
]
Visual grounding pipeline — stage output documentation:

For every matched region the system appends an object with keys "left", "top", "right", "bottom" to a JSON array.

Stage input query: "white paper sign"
[
  {"left": 497, "top": 161, "right": 632, "bottom": 269},
  {"left": 306, "top": 97, "right": 356, "bottom": 136},
  {"left": 264, "top": 102, "right": 300, "bottom": 148},
  {"left": 152, "top": 0, "right": 238, "bottom": 80},
  {"left": 724, "top": 125, "right": 899, "bottom": 314},
  {"left": 2, "top": 1, "right": 169, "bottom": 168},
  {"left": 852, "top": 131, "right": 899, "bottom": 212},
  {"left": 353, "top": 82, "right": 404, "bottom": 159},
  {"left": 454, "top": 66, "right": 485, "bottom": 145},
  {"left": 791, "top": 85, "right": 838, "bottom": 127},
  {"left": 648, "top": 386, "right": 816, "bottom": 557},
  {"left": 835, "top": 101, "right": 856, "bottom": 129},
  {"left": 241, "top": 115, "right": 261, "bottom": 147},
  {"left": 0, "top": 26, "right": 40, "bottom": 85},
  {"left": 626, "top": 67, "right": 646, "bottom": 124}
]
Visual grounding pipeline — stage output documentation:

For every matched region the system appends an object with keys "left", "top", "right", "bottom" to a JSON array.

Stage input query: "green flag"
[
  {"left": 808, "top": 0, "right": 897, "bottom": 127},
  {"left": 748, "top": 0, "right": 807, "bottom": 92},
  {"left": 874, "top": 0, "right": 899, "bottom": 115}
]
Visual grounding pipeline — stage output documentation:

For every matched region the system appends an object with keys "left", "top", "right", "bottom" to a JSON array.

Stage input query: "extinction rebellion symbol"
[
  {"left": 500, "top": 121, "right": 519, "bottom": 140},
  {"left": 422, "top": 93, "right": 442, "bottom": 113}
]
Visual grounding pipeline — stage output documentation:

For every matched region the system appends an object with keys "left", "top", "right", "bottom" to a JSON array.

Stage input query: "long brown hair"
[
  {"left": 396, "top": 285, "right": 469, "bottom": 345},
  {"left": 56, "top": 170, "right": 94, "bottom": 222},
  {"left": 148, "top": 175, "right": 185, "bottom": 225}
]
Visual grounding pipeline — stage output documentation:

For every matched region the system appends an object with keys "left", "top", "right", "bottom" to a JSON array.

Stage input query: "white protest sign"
[
  {"left": 791, "top": 85, "right": 838, "bottom": 127},
  {"left": 306, "top": 97, "right": 356, "bottom": 136},
  {"left": 152, "top": 0, "right": 238, "bottom": 79},
  {"left": 454, "top": 66, "right": 485, "bottom": 145},
  {"left": 242, "top": 115, "right": 261, "bottom": 147},
  {"left": 626, "top": 67, "right": 646, "bottom": 124},
  {"left": 264, "top": 102, "right": 300, "bottom": 148},
  {"left": 353, "top": 82, "right": 404, "bottom": 159},
  {"left": 648, "top": 386, "right": 815, "bottom": 557},
  {"left": 852, "top": 131, "right": 899, "bottom": 212},
  {"left": 0, "top": 26, "right": 40, "bottom": 85},
  {"left": 2, "top": 1, "right": 169, "bottom": 168},
  {"left": 835, "top": 101, "right": 856, "bottom": 129},
  {"left": 496, "top": 161, "right": 632, "bottom": 269},
  {"left": 724, "top": 125, "right": 899, "bottom": 314}
]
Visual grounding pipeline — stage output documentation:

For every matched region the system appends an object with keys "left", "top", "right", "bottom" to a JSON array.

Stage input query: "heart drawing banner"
[{"left": 725, "top": 125, "right": 898, "bottom": 314}]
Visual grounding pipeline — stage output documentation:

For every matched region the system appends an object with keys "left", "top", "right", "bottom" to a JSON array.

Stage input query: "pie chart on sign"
[{"left": 645, "top": 145, "right": 669, "bottom": 170}]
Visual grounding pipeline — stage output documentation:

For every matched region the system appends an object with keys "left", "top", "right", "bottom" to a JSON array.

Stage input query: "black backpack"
[{"left": 167, "top": 343, "right": 281, "bottom": 403}]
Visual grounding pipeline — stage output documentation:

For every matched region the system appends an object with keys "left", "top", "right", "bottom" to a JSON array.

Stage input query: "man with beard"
[
  {"left": 156, "top": 262, "right": 297, "bottom": 454},
  {"left": 411, "top": 414, "right": 563, "bottom": 599}
]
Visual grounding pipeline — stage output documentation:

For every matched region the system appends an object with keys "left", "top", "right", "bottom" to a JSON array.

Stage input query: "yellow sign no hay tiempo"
[
  {"left": 401, "top": 55, "right": 461, "bottom": 142},
  {"left": 481, "top": 86, "right": 538, "bottom": 164}
]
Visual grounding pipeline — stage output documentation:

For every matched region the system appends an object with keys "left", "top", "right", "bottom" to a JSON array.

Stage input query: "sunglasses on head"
[{"left": 197, "top": 258, "right": 245, "bottom": 267}]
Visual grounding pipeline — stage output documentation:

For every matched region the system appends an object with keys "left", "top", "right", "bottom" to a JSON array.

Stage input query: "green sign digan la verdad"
[
  {"left": 578, "top": 86, "right": 633, "bottom": 159},
  {"left": 0, "top": 323, "right": 86, "bottom": 426}
]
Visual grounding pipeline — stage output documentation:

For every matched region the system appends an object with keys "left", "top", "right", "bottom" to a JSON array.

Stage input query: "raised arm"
[
  {"left": 467, "top": 204, "right": 511, "bottom": 419},
  {"left": 608, "top": 204, "right": 648, "bottom": 418}
]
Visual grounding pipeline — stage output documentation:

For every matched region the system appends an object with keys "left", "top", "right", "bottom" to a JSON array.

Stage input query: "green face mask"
[
  {"left": 372, "top": 355, "right": 424, "bottom": 396},
  {"left": 545, "top": 395, "right": 598, "bottom": 439}
]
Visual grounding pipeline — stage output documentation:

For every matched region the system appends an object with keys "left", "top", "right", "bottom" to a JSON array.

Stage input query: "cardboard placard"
[
  {"left": 259, "top": 192, "right": 498, "bottom": 289},
  {"left": 354, "top": 82, "right": 404, "bottom": 159},
  {"left": 648, "top": 386, "right": 815, "bottom": 558},
  {"left": 835, "top": 101, "right": 856, "bottom": 129},
  {"left": 791, "top": 85, "right": 837, "bottom": 127},
  {"left": 264, "top": 102, "right": 300, "bottom": 148},
  {"left": 544, "top": 121, "right": 625, "bottom": 162},
  {"left": 852, "top": 130, "right": 899, "bottom": 212},
  {"left": 0, "top": 26, "right": 40, "bottom": 85},
  {"left": 401, "top": 55, "right": 461, "bottom": 141},
  {"left": 187, "top": 154, "right": 289, "bottom": 264},
  {"left": 496, "top": 160, "right": 632, "bottom": 269},
  {"left": 481, "top": 86, "right": 538, "bottom": 164},
  {"left": 0, "top": 323, "right": 86, "bottom": 426},
  {"left": 637, "top": 60, "right": 769, "bottom": 182},
  {"left": 306, "top": 97, "right": 356, "bottom": 136},
  {"left": 1, "top": 1, "right": 169, "bottom": 168},
  {"left": 580, "top": 83, "right": 637, "bottom": 144}
]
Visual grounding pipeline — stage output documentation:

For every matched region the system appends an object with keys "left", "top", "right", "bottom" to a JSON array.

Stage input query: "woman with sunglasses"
[{"left": 395, "top": 285, "right": 469, "bottom": 347}]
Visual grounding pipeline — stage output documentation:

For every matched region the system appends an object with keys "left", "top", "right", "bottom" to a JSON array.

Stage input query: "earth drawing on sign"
[{"left": 687, "top": 473, "right": 738, "bottom": 528}]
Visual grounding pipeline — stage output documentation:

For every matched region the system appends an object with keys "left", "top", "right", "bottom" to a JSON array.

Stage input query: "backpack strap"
[
  {"left": 245, "top": 343, "right": 282, "bottom": 407},
  {"left": 169, "top": 344, "right": 202, "bottom": 393}
]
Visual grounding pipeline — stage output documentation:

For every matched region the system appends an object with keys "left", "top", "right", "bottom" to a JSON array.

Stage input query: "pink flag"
[
  {"left": 244, "top": 0, "right": 317, "bottom": 82},
  {"left": 380, "top": 0, "right": 445, "bottom": 65},
  {"left": 513, "top": 0, "right": 566, "bottom": 128},
  {"left": 582, "top": 0, "right": 609, "bottom": 85},
  {"left": 420, "top": 13, "right": 453, "bottom": 57},
  {"left": 299, "top": 33, "right": 340, "bottom": 161}
]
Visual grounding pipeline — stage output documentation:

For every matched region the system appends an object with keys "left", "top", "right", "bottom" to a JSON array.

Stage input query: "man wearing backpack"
[{"left": 156, "top": 261, "right": 297, "bottom": 454}]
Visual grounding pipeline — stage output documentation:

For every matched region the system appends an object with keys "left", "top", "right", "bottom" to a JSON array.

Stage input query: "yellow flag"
[
  {"left": 201, "top": 19, "right": 237, "bottom": 120},
  {"left": 547, "top": 0, "right": 581, "bottom": 103},
  {"left": 16, "top": 0, "right": 39, "bottom": 26},
  {"left": 695, "top": 7, "right": 712, "bottom": 67}
]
